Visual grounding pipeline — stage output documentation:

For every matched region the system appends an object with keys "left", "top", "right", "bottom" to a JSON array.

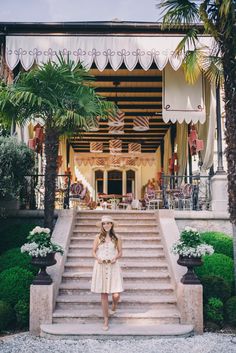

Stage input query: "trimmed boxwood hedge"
[
  {"left": 0, "top": 248, "right": 37, "bottom": 274},
  {"left": 225, "top": 296, "right": 236, "bottom": 327},
  {"left": 195, "top": 253, "right": 234, "bottom": 288},
  {"left": 14, "top": 299, "right": 29, "bottom": 328},
  {"left": 201, "top": 275, "right": 232, "bottom": 304},
  {"left": 0, "top": 266, "right": 34, "bottom": 306},
  {"left": 200, "top": 231, "right": 233, "bottom": 258},
  {"left": 0, "top": 221, "right": 37, "bottom": 254},
  {"left": 0, "top": 300, "right": 15, "bottom": 332}
]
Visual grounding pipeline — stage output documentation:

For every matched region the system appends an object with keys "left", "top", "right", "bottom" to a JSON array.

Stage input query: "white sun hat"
[{"left": 96, "top": 215, "right": 117, "bottom": 227}]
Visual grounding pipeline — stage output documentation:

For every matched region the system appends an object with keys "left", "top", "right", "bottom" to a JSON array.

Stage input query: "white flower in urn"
[
  {"left": 171, "top": 226, "right": 214, "bottom": 258},
  {"left": 21, "top": 226, "right": 64, "bottom": 257}
]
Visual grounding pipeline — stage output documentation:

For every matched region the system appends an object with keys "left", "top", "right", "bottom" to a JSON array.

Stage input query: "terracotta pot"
[
  {"left": 31, "top": 252, "right": 57, "bottom": 285},
  {"left": 177, "top": 255, "right": 202, "bottom": 285}
]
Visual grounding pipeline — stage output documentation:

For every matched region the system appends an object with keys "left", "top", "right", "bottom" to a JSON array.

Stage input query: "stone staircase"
[{"left": 41, "top": 210, "right": 193, "bottom": 338}]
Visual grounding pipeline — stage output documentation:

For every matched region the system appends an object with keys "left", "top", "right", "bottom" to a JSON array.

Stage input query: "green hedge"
[
  {"left": 0, "top": 248, "right": 37, "bottom": 274},
  {"left": 200, "top": 231, "right": 233, "bottom": 258},
  {"left": 0, "top": 221, "right": 37, "bottom": 254},
  {"left": 225, "top": 296, "right": 236, "bottom": 327},
  {"left": 204, "top": 297, "right": 224, "bottom": 327},
  {"left": 14, "top": 299, "right": 29, "bottom": 328},
  {"left": 0, "top": 266, "right": 34, "bottom": 306},
  {"left": 201, "top": 275, "right": 232, "bottom": 304},
  {"left": 0, "top": 300, "right": 15, "bottom": 332},
  {"left": 195, "top": 253, "right": 234, "bottom": 288}
]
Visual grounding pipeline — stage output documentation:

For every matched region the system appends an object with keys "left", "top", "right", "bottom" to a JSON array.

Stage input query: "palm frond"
[
  {"left": 200, "top": 54, "right": 224, "bottom": 86},
  {"left": 174, "top": 27, "right": 199, "bottom": 56},
  {"left": 182, "top": 49, "right": 203, "bottom": 84},
  {"left": 158, "top": 0, "right": 200, "bottom": 29}
]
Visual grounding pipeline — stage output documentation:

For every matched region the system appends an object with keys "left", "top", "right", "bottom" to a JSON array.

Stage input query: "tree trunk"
[
  {"left": 221, "top": 35, "right": 236, "bottom": 293},
  {"left": 44, "top": 125, "right": 59, "bottom": 231}
]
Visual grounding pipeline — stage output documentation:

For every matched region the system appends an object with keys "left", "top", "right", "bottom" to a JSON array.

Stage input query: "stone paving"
[{"left": 0, "top": 332, "right": 236, "bottom": 353}]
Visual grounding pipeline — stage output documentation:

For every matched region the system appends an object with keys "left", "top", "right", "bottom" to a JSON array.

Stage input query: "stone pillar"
[
  {"left": 30, "top": 284, "right": 54, "bottom": 336},
  {"left": 177, "top": 283, "right": 203, "bottom": 334},
  {"left": 211, "top": 173, "right": 228, "bottom": 211},
  {"left": 103, "top": 170, "right": 108, "bottom": 194},
  {"left": 122, "top": 169, "right": 127, "bottom": 195}
]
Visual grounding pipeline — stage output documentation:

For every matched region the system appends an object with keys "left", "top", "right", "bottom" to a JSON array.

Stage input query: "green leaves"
[
  {"left": 0, "top": 55, "right": 114, "bottom": 135},
  {"left": 159, "top": 0, "right": 200, "bottom": 29}
]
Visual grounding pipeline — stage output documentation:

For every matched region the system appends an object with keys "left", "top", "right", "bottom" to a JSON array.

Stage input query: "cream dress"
[{"left": 91, "top": 236, "right": 124, "bottom": 294}]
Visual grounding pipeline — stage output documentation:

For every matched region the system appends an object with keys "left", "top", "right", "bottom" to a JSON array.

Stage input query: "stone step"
[
  {"left": 64, "top": 262, "right": 169, "bottom": 272},
  {"left": 55, "top": 294, "right": 177, "bottom": 310},
  {"left": 67, "top": 247, "right": 164, "bottom": 256},
  {"left": 52, "top": 308, "right": 181, "bottom": 325},
  {"left": 41, "top": 322, "right": 194, "bottom": 339},
  {"left": 61, "top": 271, "right": 171, "bottom": 284},
  {"left": 66, "top": 253, "right": 165, "bottom": 261},
  {"left": 73, "top": 228, "right": 159, "bottom": 234},
  {"left": 76, "top": 211, "right": 156, "bottom": 218},
  {"left": 69, "top": 243, "right": 163, "bottom": 250},
  {"left": 76, "top": 219, "right": 159, "bottom": 225},
  {"left": 59, "top": 282, "right": 174, "bottom": 295},
  {"left": 73, "top": 225, "right": 159, "bottom": 232},
  {"left": 70, "top": 236, "right": 162, "bottom": 244}
]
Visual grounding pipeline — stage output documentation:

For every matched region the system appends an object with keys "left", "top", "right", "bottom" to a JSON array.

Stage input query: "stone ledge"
[
  {"left": 40, "top": 323, "right": 194, "bottom": 339},
  {"left": 174, "top": 210, "right": 230, "bottom": 220}
]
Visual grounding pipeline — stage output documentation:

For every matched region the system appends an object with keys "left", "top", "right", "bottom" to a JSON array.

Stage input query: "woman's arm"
[
  {"left": 111, "top": 236, "right": 122, "bottom": 263},
  {"left": 92, "top": 235, "right": 102, "bottom": 264}
]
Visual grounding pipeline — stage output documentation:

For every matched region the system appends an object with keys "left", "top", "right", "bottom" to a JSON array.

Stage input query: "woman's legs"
[
  {"left": 111, "top": 292, "right": 120, "bottom": 311},
  {"left": 101, "top": 293, "right": 109, "bottom": 329}
]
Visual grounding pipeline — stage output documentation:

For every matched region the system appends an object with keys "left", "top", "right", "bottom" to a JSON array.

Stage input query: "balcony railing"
[{"left": 161, "top": 174, "right": 212, "bottom": 211}]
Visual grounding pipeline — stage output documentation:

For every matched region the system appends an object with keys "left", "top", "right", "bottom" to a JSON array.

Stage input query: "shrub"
[
  {"left": 225, "top": 296, "right": 236, "bottom": 327},
  {"left": 201, "top": 275, "right": 232, "bottom": 303},
  {"left": 0, "top": 136, "right": 35, "bottom": 199},
  {"left": 14, "top": 299, "right": 29, "bottom": 328},
  {"left": 204, "top": 297, "right": 224, "bottom": 327},
  {"left": 0, "top": 266, "right": 34, "bottom": 306},
  {"left": 0, "top": 300, "right": 15, "bottom": 332},
  {"left": 0, "top": 221, "right": 38, "bottom": 254},
  {"left": 200, "top": 231, "right": 233, "bottom": 259},
  {"left": 195, "top": 253, "right": 234, "bottom": 287},
  {"left": 0, "top": 248, "right": 37, "bottom": 274}
]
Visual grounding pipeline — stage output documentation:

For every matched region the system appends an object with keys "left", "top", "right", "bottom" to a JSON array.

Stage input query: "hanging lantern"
[
  {"left": 28, "top": 138, "right": 36, "bottom": 150},
  {"left": 133, "top": 116, "right": 149, "bottom": 131},
  {"left": 108, "top": 110, "right": 125, "bottom": 127},
  {"left": 196, "top": 139, "right": 204, "bottom": 152},
  {"left": 109, "top": 139, "right": 122, "bottom": 154},
  {"left": 110, "top": 155, "right": 121, "bottom": 166},
  {"left": 128, "top": 143, "right": 141, "bottom": 154},
  {"left": 90, "top": 142, "right": 103, "bottom": 153},
  {"left": 35, "top": 126, "right": 44, "bottom": 141},
  {"left": 87, "top": 117, "right": 100, "bottom": 132},
  {"left": 108, "top": 125, "right": 124, "bottom": 134}
]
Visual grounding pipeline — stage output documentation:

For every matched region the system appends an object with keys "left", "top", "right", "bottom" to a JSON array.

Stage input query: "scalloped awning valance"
[{"left": 6, "top": 35, "right": 214, "bottom": 72}]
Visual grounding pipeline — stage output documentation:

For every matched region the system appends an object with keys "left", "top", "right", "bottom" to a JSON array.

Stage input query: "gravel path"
[{"left": 0, "top": 332, "right": 236, "bottom": 353}]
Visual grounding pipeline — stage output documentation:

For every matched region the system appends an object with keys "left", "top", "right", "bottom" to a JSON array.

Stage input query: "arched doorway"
[{"left": 108, "top": 170, "right": 122, "bottom": 195}]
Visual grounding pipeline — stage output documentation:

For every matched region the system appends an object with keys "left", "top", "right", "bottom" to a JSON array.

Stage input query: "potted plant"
[
  {"left": 21, "top": 226, "right": 64, "bottom": 285},
  {"left": 171, "top": 226, "right": 214, "bottom": 284}
]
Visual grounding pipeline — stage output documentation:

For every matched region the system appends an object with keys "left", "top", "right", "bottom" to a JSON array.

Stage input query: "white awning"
[
  {"left": 163, "top": 64, "right": 206, "bottom": 124},
  {"left": 6, "top": 35, "right": 214, "bottom": 72}
]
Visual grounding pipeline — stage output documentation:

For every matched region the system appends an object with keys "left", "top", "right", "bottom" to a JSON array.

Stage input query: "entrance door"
[{"left": 108, "top": 170, "right": 122, "bottom": 194}]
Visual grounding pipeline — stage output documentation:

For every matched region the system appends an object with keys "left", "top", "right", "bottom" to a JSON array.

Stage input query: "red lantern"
[{"left": 28, "top": 138, "right": 36, "bottom": 150}]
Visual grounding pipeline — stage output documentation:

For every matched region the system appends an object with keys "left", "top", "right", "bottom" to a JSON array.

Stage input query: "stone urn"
[
  {"left": 31, "top": 252, "right": 57, "bottom": 285},
  {"left": 177, "top": 255, "right": 203, "bottom": 284}
]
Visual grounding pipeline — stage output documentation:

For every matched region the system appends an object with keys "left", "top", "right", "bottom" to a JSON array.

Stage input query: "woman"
[{"left": 91, "top": 215, "right": 124, "bottom": 331}]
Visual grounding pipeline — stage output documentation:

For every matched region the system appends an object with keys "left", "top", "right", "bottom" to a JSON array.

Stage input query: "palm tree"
[
  {"left": 0, "top": 56, "right": 114, "bottom": 230},
  {"left": 158, "top": 0, "right": 236, "bottom": 288}
]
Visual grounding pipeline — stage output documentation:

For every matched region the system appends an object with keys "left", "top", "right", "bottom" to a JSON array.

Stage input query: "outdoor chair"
[{"left": 118, "top": 193, "right": 133, "bottom": 209}]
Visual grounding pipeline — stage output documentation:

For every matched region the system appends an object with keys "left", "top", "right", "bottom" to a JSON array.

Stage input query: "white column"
[
  {"left": 103, "top": 170, "right": 108, "bottom": 194},
  {"left": 122, "top": 169, "right": 127, "bottom": 195}
]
